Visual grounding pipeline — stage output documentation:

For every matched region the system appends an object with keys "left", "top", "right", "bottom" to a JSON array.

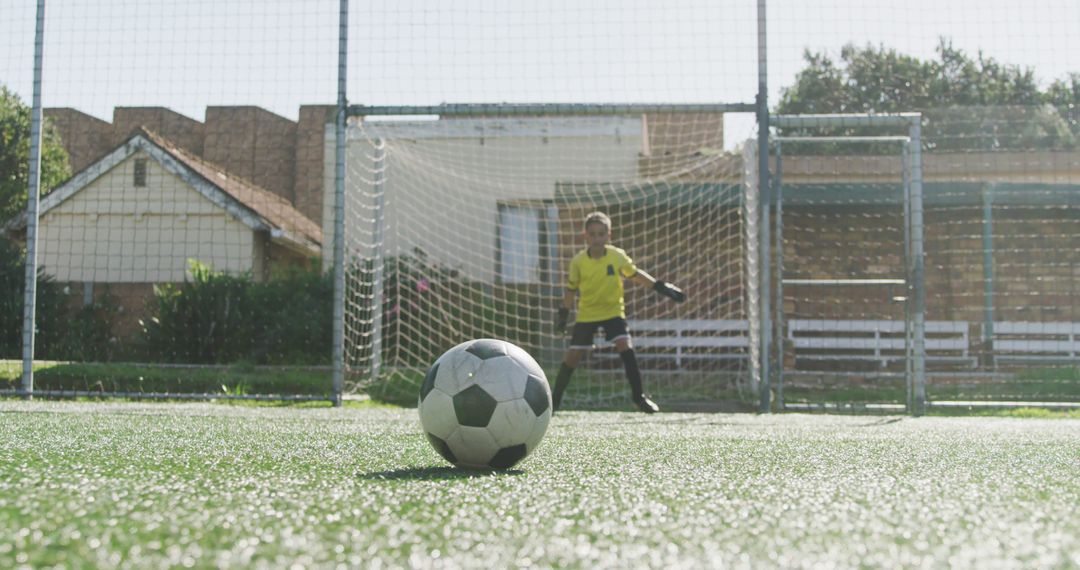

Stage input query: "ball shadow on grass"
[{"left": 360, "top": 466, "right": 524, "bottom": 480}]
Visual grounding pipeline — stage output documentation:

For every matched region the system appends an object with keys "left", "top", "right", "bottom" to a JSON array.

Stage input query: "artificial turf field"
[{"left": 1, "top": 401, "right": 1078, "bottom": 568}]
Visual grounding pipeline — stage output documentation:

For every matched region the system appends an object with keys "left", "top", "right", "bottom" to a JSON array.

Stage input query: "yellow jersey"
[{"left": 567, "top": 245, "right": 638, "bottom": 323}]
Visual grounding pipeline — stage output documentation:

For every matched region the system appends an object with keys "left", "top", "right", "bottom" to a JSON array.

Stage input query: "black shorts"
[{"left": 569, "top": 317, "right": 630, "bottom": 349}]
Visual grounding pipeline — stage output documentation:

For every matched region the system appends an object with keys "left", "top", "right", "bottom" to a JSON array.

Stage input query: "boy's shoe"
[{"left": 634, "top": 396, "right": 659, "bottom": 414}]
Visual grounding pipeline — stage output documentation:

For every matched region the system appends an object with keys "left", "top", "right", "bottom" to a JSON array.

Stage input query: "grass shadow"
[
  {"left": 360, "top": 466, "right": 524, "bottom": 481},
  {"left": 854, "top": 417, "right": 906, "bottom": 427}
]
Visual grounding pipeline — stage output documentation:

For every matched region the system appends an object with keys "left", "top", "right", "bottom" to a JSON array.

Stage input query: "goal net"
[{"left": 337, "top": 112, "right": 756, "bottom": 408}]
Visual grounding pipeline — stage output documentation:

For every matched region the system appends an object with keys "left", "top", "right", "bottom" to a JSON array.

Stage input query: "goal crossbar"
[
  {"left": 774, "top": 136, "right": 911, "bottom": 143},
  {"left": 350, "top": 102, "right": 756, "bottom": 118},
  {"left": 771, "top": 113, "right": 921, "bottom": 128}
]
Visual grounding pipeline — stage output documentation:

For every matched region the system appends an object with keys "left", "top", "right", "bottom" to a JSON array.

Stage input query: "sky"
[{"left": 2, "top": 0, "right": 1077, "bottom": 149}]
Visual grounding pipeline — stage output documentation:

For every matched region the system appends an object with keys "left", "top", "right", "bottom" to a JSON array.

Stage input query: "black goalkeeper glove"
[
  {"left": 555, "top": 308, "right": 570, "bottom": 333},
  {"left": 653, "top": 280, "right": 686, "bottom": 303}
]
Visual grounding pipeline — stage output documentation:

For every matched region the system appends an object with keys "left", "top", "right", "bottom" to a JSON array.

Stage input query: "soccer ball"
[{"left": 418, "top": 338, "right": 552, "bottom": 470}]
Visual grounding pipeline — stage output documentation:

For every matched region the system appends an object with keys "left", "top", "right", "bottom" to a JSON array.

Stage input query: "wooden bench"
[
  {"left": 787, "top": 319, "right": 975, "bottom": 368},
  {"left": 594, "top": 319, "right": 750, "bottom": 367},
  {"left": 986, "top": 321, "right": 1080, "bottom": 363}
]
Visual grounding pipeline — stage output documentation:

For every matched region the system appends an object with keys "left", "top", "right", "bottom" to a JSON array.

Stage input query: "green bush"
[
  {"left": 376, "top": 249, "right": 542, "bottom": 367},
  {"left": 247, "top": 267, "right": 334, "bottom": 365},
  {"left": 141, "top": 260, "right": 332, "bottom": 365},
  {"left": 0, "top": 238, "right": 69, "bottom": 359},
  {"left": 48, "top": 295, "right": 119, "bottom": 362}
]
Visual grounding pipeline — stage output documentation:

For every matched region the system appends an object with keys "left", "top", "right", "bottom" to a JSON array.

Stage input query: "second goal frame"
[{"left": 766, "top": 113, "right": 927, "bottom": 415}]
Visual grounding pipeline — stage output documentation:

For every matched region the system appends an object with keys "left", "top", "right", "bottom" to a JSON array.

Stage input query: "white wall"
[{"left": 323, "top": 116, "right": 643, "bottom": 282}]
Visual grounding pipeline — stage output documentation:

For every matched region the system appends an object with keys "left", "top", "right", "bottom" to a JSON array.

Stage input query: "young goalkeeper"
[{"left": 552, "top": 211, "right": 686, "bottom": 414}]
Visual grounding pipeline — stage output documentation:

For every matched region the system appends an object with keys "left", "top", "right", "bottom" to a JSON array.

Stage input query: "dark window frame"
[{"left": 133, "top": 158, "right": 148, "bottom": 187}]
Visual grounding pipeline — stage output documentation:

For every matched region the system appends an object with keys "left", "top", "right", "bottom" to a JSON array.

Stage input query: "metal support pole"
[
  {"left": 369, "top": 140, "right": 387, "bottom": 384},
  {"left": 774, "top": 140, "right": 785, "bottom": 410},
  {"left": 908, "top": 120, "right": 927, "bottom": 416},
  {"left": 330, "top": 0, "right": 349, "bottom": 407},
  {"left": 902, "top": 141, "right": 913, "bottom": 413},
  {"left": 981, "top": 183, "right": 995, "bottom": 368},
  {"left": 21, "top": 0, "right": 47, "bottom": 400},
  {"left": 757, "top": 0, "right": 772, "bottom": 413}
]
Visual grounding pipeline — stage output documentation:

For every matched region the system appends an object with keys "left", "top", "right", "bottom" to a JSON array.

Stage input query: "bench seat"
[
  {"left": 593, "top": 319, "right": 750, "bottom": 367},
  {"left": 788, "top": 319, "right": 975, "bottom": 368}
]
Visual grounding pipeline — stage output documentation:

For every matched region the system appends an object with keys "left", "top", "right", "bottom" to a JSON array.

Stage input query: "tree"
[
  {"left": 775, "top": 40, "right": 1078, "bottom": 152},
  {"left": 0, "top": 84, "right": 70, "bottom": 225},
  {"left": 1, "top": 85, "right": 71, "bottom": 359},
  {"left": 1046, "top": 73, "right": 1080, "bottom": 135}
]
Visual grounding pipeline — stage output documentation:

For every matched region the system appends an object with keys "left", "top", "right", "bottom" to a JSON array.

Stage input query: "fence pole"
[
  {"left": 909, "top": 119, "right": 927, "bottom": 416},
  {"left": 903, "top": 141, "right": 913, "bottom": 413},
  {"left": 773, "top": 140, "right": 784, "bottom": 410},
  {"left": 369, "top": 140, "right": 387, "bottom": 384},
  {"left": 20, "top": 0, "right": 47, "bottom": 400},
  {"left": 756, "top": 0, "right": 772, "bottom": 413},
  {"left": 331, "top": 0, "right": 349, "bottom": 407},
  {"left": 981, "top": 183, "right": 995, "bottom": 369}
]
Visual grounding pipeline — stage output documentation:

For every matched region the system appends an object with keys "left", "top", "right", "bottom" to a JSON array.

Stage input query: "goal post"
[
  {"left": 335, "top": 104, "right": 761, "bottom": 409},
  {"left": 766, "top": 113, "right": 926, "bottom": 415}
]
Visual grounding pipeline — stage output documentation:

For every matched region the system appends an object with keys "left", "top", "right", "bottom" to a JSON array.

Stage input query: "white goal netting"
[{"left": 336, "top": 113, "right": 755, "bottom": 408}]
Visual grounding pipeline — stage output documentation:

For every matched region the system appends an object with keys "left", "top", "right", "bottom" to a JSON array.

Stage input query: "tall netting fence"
[
  {"left": 337, "top": 1, "right": 762, "bottom": 409},
  {"left": 340, "top": 112, "right": 757, "bottom": 408},
  {"left": 5, "top": 0, "right": 1080, "bottom": 411},
  {"left": 1, "top": 1, "right": 340, "bottom": 400},
  {"left": 2, "top": 1, "right": 763, "bottom": 406},
  {"left": 768, "top": 0, "right": 1080, "bottom": 409}
]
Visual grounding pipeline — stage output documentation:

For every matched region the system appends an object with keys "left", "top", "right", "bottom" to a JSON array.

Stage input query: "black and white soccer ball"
[{"left": 418, "top": 338, "right": 552, "bottom": 470}]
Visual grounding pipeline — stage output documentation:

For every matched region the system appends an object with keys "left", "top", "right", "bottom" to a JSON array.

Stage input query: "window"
[
  {"left": 497, "top": 203, "right": 559, "bottom": 284},
  {"left": 133, "top": 158, "right": 148, "bottom": 187}
]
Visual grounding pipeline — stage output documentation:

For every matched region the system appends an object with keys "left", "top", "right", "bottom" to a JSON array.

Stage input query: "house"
[
  {"left": 5, "top": 127, "right": 322, "bottom": 337},
  {"left": 45, "top": 105, "right": 334, "bottom": 226}
]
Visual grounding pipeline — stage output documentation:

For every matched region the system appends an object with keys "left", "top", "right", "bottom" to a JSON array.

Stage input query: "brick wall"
[
  {"left": 204, "top": 106, "right": 297, "bottom": 201},
  {"left": 977, "top": 207, "right": 1080, "bottom": 321},
  {"left": 44, "top": 108, "right": 114, "bottom": 173},
  {"left": 112, "top": 107, "right": 205, "bottom": 156},
  {"left": 781, "top": 203, "right": 1080, "bottom": 324},
  {"left": 295, "top": 105, "right": 336, "bottom": 223},
  {"left": 780, "top": 206, "right": 907, "bottom": 321}
]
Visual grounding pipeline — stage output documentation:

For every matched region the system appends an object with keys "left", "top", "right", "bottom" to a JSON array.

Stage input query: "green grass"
[
  {"left": 8, "top": 360, "right": 1080, "bottom": 411},
  {"left": 1, "top": 360, "right": 333, "bottom": 398},
  {"left": 779, "top": 369, "right": 1080, "bottom": 407},
  {"left": 950, "top": 407, "right": 1080, "bottom": 419},
  {"left": 1, "top": 402, "right": 1078, "bottom": 567}
]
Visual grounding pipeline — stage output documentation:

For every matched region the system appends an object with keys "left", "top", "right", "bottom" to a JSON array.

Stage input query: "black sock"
[
  {"left": 620, "top": 349, "right": 644, "bottom": 400},
  {"left": 552, "top": 363, "right": 574, "bottom": 412}
]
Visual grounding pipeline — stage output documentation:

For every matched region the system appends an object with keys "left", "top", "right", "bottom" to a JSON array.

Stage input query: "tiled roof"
[{"left": 137, "top": 128, "right": 322, "bottom": 246}]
